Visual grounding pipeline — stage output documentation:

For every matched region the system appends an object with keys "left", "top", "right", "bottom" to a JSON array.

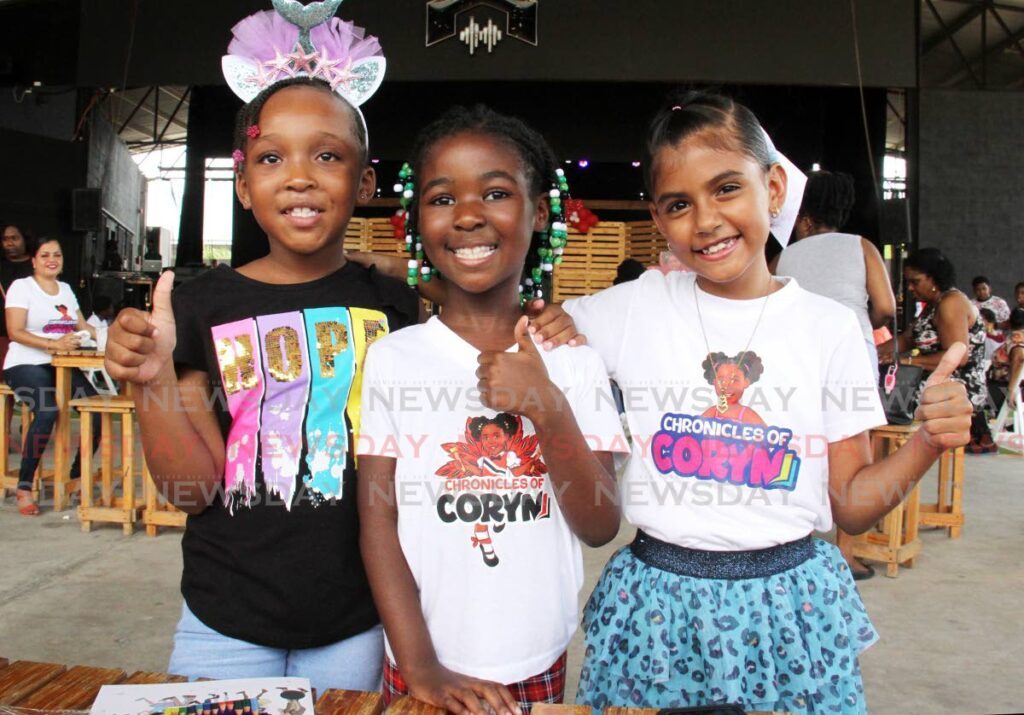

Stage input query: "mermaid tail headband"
[{"left": 221, "top": 0, "right": 386, "bottom": 144}]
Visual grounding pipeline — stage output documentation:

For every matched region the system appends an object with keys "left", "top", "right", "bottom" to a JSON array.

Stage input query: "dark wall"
[
  {"left": 0, "top": 126, "right": 88, "bottom": 286},
  {"left": 174, "top": 81, "right": 886, "bottom": 266},
  {"left": 78, "top": 0, "right": 916, "bottom": 89},
  {"left": 919, "top": 90, "right": 1024, "bottom": 302}
]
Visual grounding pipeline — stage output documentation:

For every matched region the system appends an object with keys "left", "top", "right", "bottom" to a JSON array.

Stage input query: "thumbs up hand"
[
  {"left": 914, "top": 342, "right": 974, "bottom": 450},
  {"left": 104, "top": 270, "right": 177, "bottom": 384},
  {"left": 477, "top": 316, "right": 563, "bottom": 420}
]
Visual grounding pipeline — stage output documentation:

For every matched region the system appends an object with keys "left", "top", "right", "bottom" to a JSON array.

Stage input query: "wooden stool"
[
  {"left": 70, "top": 395, "right": 144, "bottom": 535},
  {"left": 0, "top": 383, "right": 49, "bottom": 502},
  {"left": 850, "top": 424, "right": 923, "bottom": 578},
  {"left": 142, "top": 469, "right": 188, "bottom": 536},
  {"left": 919, "top": 444, "right": 966, "bottom": 538}
]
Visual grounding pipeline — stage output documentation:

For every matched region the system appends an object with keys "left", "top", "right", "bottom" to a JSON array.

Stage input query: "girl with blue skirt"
[{"left": 561, "top": 91, "right": 973, "bottom": 714}]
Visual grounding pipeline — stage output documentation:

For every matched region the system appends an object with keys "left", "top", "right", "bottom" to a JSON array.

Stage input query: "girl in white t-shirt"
[
  {"left": 562, "top": 92, "right": 973, "bottom": 714},
  {"left": 357, "top": 105, "right": 626, "bottom": 715},
  {"left": 3, "top": 237, "right": 100, "bottom": 515}
]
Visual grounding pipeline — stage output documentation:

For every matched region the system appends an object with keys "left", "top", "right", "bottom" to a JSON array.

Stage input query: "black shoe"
[{"left": 852, "top": 563, "right": 875, "bottom": 581}]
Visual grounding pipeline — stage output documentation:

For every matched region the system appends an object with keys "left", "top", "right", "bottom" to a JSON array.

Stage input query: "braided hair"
[
  {"left": 797, "top": 170, "right": 855, "bottom": 231},
  {"left": 231, "top": 77, "right": 368, "bottom": 169},
  {"left": 399, "top": 104, "right": 569, "bottom": 302}
]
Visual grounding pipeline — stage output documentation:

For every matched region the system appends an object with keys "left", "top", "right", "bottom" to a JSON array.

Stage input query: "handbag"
[
  {"left": 878, "top": 323, "right": 925, "bottom": 425},
  {"left": 879, "top": 362, "right": 925, "bottom": 425}
]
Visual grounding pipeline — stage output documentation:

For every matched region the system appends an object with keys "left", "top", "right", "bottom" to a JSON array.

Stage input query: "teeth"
[
  {"left": 287, "top": 207, "right": 319, "bottom": 218},
  {"left": 701, "top": 238, "right": 736, "bottom": 255},
  {"left": 454, "top": 245, "right": 496, "bottom": 259}
]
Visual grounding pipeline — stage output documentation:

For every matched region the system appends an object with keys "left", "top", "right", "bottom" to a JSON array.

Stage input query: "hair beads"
[
  {"left": 522, "top": 168, "right": 570, "bottom": 304},
  {"left": 396, "top": 162, "right": 434, "bottom": 286}
]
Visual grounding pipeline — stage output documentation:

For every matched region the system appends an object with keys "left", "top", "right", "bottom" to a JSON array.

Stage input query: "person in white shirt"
[
  {"left": 3, "top": 237, "right": 100, "bottom": 515},
  {"left": 86, "top": 295, "right": 115, "bottom": 330},
  {"left": 564, "top": 92, "right": 972, "bottom": 715},
  {"left": 972, "top": 275, "right": 1011, "bottom": 327},
  {"left": 358, "top": 106, "right": 626, "bottom": 715}
]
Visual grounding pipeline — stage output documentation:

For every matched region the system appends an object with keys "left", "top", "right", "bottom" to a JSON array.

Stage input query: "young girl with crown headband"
[
  {"left": 554, "top": 91, "right": 973, "bottom": 713},
  {"left": 102, "top": 1, "right": 416, "bottom": 693},
  {"left": 356, "top": 105, "right": 627, "bottom": 715}
]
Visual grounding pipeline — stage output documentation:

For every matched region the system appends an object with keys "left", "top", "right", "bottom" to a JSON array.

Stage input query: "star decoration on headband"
[
  {"left": 287, "top": 46, "right": 319, "bottom": 74},
  {"left": 263, "top": 48, "right": 298, "bottom": 81}
]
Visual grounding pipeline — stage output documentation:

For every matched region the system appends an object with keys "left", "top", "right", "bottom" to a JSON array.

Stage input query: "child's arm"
[
  {"left": 828, "top": 345, "right": 972, "bottom": 534},
  {"left": 104, "top": 272, "right": 225, "bottom": 514},
  {"left": 476, "top": 316, "right": 620, "bottom": 547},
  {"left": 357, "top": 455, "right": 521, "bottom": 715}
]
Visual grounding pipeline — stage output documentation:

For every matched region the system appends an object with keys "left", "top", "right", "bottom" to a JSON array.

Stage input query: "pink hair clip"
[
  {"left": 232, "top": 148, "right": 246, "bottom": 171},
  {"left": 246, "top": 124, "right": 261, "bottom": 139}
]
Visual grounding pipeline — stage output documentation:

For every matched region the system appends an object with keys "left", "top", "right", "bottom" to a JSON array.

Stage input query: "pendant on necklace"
[{"left": 716, "top": 391, "right": 729, "bottom": 413}]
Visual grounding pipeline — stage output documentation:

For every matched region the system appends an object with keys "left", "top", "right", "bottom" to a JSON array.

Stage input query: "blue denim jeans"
[
  {"left": 3, "top": 364, "right": 101, "bottom": 491},
  {"left": 168, "top": 602, "right": 384, "bottom": 695}
]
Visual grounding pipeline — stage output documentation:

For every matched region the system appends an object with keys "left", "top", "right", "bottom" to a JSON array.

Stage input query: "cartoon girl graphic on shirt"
[
  {"left": 470, "top": 414, "right": 534, "bottom": 478},
  {"left": 700, "top": 351, "right": 766, "bottom": 425},
  {"left": 42, "top": 304, "right": 77, "bottom": 335},
  {"left": 437, "top": 413, "right": 546, "bottom": 568}
]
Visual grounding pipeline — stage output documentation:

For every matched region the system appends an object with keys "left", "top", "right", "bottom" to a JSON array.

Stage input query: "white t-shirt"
[
  {"left": 564, "top": 271, "right": 885, "bottom": 551},
  {"left": 358, "top": 316, "right": 626, "bottom": 683},
  {"left": 3, "top": 277, "right": 81, "bottom": 368}
]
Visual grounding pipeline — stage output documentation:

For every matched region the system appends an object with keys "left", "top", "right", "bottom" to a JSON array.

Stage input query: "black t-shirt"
[
  {"left": 0, "top": 259, "right": 35, "bottom": 337},
  {"left": 172, "top": 262, "right": 419, "bottom": 649}
]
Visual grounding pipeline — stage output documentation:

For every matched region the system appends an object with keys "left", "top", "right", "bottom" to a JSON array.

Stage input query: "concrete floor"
[{"left": 0, "top": 449, "right": 1020, "bottom": 713}]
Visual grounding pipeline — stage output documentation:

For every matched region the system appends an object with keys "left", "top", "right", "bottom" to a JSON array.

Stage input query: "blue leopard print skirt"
[{"left": 576, "top": 538, "right": 877, "bottom": 714}]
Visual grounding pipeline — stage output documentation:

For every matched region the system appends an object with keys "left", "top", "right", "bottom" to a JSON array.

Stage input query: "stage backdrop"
[{"left": 78, "top": 0, "right": 916, "bottom": 89}]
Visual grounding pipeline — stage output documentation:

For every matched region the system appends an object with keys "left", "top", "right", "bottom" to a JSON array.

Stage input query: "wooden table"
[
  {"left": 49, "top": 349, "right": 109, "bottom": 511},
  {"left": 0, "top": 658, "right": 788, "bottom": 714},
  {"left": 0, "top": 658, "right": 379, "bottom": 713}
]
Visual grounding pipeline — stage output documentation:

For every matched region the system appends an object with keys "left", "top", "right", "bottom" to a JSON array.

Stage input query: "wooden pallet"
[
  {"left": 553, "top": 222, "right": 628, "bottom": 301},
  {"left": 624, "top": 220, "right": 666, "bottom": 265},
  {"left": 367, "top": 218, "right": 405, "bottom": 255},
  {"left": 343, "top": 217, "right": 369, "bottom": 253}
]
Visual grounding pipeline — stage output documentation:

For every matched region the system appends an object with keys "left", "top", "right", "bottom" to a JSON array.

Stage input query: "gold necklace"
[{"left": 693, "top": 276, "right": 774, "bottom": 414}]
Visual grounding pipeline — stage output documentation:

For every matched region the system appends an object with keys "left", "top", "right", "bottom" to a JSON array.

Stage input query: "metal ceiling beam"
[
  {"left": 941, "top": 12, "right": 1024, "bottom": 86},
  {"left": 925, "top": 0, "right": 983, "bottom": 86},
  {"left": 152, "top": 86, "right": 190, "bottom": 146},
  {"left": 115, "top": 86, "right": 153, "bottom": 134},
  {"left": 922, "top": 2, "right": 987, "bottom": 54},
  {"left": 988, "top": 5, "right": 1024, "bottom": 60}
]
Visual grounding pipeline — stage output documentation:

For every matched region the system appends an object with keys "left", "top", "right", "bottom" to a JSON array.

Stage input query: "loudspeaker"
[{"left": 72, "top": 188, "right": 102, "bottom": 232}]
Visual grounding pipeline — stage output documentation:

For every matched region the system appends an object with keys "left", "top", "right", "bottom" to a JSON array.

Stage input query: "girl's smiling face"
[
  {"left": 235, "top": 85, "right": 375, "bottom": 261},
  {"left": 649, "top": 133, "right": 786, "bottom": 297},
  {"left": 417, "top": 131, "right": 548, "bottom": 298}
]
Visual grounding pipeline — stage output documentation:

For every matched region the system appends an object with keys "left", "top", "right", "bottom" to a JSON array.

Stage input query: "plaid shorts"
[{"left": 382, "top": 651, "right": 567, "bottom": 712}]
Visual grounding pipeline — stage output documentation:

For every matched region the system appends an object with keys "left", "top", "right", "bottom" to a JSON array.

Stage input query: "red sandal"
[{"left": 18, "top": 502, "right": 40, "bottom": 516}]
